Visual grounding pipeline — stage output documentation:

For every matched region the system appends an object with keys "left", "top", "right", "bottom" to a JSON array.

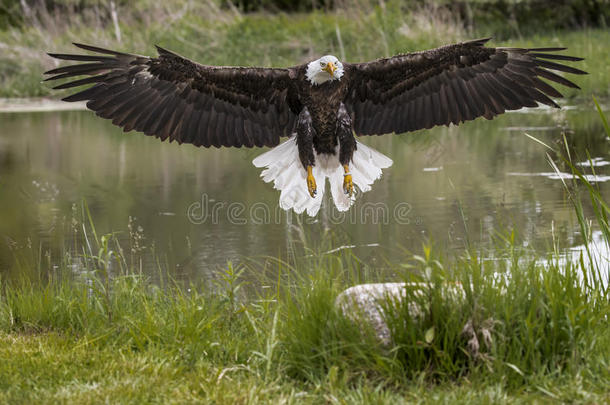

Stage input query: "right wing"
[{"left": 344, "top": 38, "right": 587, "bottom": 136}]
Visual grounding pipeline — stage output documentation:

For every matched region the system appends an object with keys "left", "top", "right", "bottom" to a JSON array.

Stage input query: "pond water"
[{"left": 0, "top": 103, "right": 608, "bottom": 281}]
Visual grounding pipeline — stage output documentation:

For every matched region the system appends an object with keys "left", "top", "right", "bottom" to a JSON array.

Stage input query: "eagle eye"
[{"left": 320, "top": 61, "right": 325, "bottom": 67}]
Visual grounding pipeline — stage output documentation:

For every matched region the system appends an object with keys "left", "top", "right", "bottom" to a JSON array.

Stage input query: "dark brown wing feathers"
[
  {"left": 46, "top": 39, "right": 586, "bottom": 144},
  {"left": 45, "top": 43, "right": 297, "bottom": 148},
  {"left": 345, "top": 38, "right": 586, "bottom": 135}
]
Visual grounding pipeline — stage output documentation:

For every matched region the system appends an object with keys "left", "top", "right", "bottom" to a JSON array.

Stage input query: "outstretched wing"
[
  {"left": 344, "top": 38, "right": 587, "bottom": 136},
  {"left": 44, "top": 44, "right": 299, "bottom": 147}
]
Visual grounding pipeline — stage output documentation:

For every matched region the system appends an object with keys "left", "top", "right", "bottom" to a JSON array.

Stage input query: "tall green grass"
[{"left": 2, "top": 226, "right": 608, "bottom": 401}]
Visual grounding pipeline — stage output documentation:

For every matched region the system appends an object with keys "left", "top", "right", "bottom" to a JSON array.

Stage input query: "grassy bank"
[
  {"left": 1, "top": 231, "right": 609, "bottom": 403},
  {"left": 0, "top": 1, "right": 609, "bottom": 98},
  {"left": 0, "top": 261, "right": 608, "bottom": 403},
  {"left": 1, "top": 106, "right": 609, "bottom": 402}
]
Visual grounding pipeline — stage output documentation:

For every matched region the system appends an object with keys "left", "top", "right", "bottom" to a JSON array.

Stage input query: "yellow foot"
[
  {"left": 307, "top": 165, "right": 317, "bottom": 197},
  {"left": 343, "top": 164, "right": 353, "bottom": 197}
]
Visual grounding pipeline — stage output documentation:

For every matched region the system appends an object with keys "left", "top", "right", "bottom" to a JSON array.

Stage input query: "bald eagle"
[{"left": 45, "top": 39, "right": 586, "bottom": 216}]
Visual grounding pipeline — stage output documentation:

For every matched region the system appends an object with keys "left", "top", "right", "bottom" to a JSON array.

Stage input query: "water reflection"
[
  {"left": 0, "top": 106, "right": 608, "bottom": 281},
  {"left": 559, "top": 230, "right": 609, "bottom": 290}
]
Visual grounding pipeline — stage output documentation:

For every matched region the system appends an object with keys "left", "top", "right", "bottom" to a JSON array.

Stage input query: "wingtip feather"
[
  {"left": 155, "top": 44, "right": 179, "bottom": 58},
  {"left": 72, "top": 42, "right": 125, "bottom": 55},
  {"left": 470, "top": 37, "right": 493, "bottom": 45}
]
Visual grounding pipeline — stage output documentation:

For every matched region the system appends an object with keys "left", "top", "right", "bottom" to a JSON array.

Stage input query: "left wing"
[{"left": 344, "top": 38, "right": 587, "bottom": 136}]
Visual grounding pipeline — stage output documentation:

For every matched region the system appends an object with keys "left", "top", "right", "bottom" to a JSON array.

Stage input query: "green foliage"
[
  {"left": 279, "top": 265, "right": 391, "bottom": 382},
  {"left": 376, "top": 241, "right": 607, "bottom": 384},
  {"left": 0, "top": 0, "right": 23, "bottom": 30},
  {"left": 4, "top": 0, "right": 610, "bottom": 26},
  {"left": 457, "top": 0, "right": 610, "bottom": 37}
]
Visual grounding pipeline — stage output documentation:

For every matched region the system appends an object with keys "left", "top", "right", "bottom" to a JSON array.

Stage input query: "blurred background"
[{"left": 1, "top": 0, "right": 608, "bottom": 97}]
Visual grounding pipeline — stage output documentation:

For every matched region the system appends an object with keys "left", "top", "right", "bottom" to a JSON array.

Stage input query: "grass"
[
  {"left": 0, "top": 104, "right": 609, "bottom": 402},
  {"left": 0, "top": 0, "right": 609, "bottom": 98},
  {"left": 1, "top": 244, "right": 609, "bottom": 403}
]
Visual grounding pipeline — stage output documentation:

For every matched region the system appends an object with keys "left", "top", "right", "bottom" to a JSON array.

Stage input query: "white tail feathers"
[{"left": 252, "top": 136, "right": 392, "bottom": 216}]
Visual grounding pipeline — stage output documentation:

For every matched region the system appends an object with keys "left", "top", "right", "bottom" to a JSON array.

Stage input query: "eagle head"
[{"left": 306, "top": 55, "right": 344, "bottom": 85}]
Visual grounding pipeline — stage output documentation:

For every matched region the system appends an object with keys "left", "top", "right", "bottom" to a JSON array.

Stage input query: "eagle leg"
[
  {"left": 337, "top": 104, "right": 356, "bottom": 196},
  {"left": 296, "top": 107, "right": 317, "bottom": 197}
]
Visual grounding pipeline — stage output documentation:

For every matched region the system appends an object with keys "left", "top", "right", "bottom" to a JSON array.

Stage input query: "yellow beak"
[{"left": 322, "top": 62, "right": 336, "bottom": 77}]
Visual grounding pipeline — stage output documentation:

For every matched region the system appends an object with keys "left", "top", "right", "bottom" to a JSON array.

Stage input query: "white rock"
[{"left": 335, "top": 282, "right": 464, "bottom": 345}]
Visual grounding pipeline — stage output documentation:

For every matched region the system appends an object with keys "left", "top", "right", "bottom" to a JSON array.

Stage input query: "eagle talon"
[
  {"left": 343, "top": 164, "right": 353, "bottom": 197},
  {"left": 306, "top": 166, "right": 317, "bottom": 198},
  {"left": 343, "top": 174, "right": 353, "bottom": 196}
]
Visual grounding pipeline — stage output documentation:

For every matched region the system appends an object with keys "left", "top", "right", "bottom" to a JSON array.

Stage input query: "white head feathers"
[{"left": 306, "top": 55, "right": 344, "bottom": 85}]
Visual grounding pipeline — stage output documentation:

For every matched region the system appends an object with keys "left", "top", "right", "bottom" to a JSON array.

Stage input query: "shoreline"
[
  {"left": 0, "top": 97, "right": 605, "bottom": 115},
  {"left": 0, "top": 98, "right": 87, "bottom": 113}
]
